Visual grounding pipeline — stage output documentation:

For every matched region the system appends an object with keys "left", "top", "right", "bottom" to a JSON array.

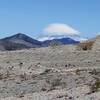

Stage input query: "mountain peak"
[
  {"left": 15, "top": 33, "right": 24, "bottom": 35},
  {"left": 0, "top": 33, "right": 80, "bottom": 51},
  {"left": 15, "top": 33, "right": 25, "bottom": 36},
  {"left": 10, "top": 33, "right": 29, "bottom": 39},
  {"left": 0, "top": 33, "right": 42, "bottom": 50}
]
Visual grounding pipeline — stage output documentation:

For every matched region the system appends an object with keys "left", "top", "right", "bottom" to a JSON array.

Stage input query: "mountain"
[
  {"left": 0, "top": 33, "right": 42, "bottom": 51},
  {"left": 42, "top": 37, "right": 79, "bottom": 47},
  {"left": 0, "top": 33, "right": 80, "bottom": 51}
]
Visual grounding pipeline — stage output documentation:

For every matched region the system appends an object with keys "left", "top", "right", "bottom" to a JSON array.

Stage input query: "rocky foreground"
[{"left": 0, "top": 45, "right": 100, "bottom": 100}]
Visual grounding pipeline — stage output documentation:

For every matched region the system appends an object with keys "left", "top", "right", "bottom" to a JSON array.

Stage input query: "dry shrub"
[
  {"left": 0, "top": 73, "right": 3, "bottom": 80},
  {"left": 19, "top": 73, "right": 29, "bottom": 81},
  {"left": 50, "top": 41, "right": 62, "bottom": 48},
  {"left": 89, "top": 69, "right": 100, "bottom": 75},
  {"left": 90, "top": 78, "right": 100, "bottom": 93},
  {"left": 75, "top": 69, "right": 81, "bottom": 75},
  {"left": 76, "top": 41, "right": 94, "bottom": 51}
]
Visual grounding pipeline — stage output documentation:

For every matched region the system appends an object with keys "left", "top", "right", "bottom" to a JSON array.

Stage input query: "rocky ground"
[{"left": 0, "top": 45, "right": 100, "bottom": 100}]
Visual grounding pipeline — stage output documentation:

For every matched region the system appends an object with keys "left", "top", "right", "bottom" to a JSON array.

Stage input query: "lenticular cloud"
[{"left": 43, "top": 23, "right": 80, "bottom": 36}]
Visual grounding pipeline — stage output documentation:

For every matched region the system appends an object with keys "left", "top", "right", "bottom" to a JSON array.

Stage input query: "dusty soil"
[{"left": 0, "top": 45, "right": 100, "bottom": 100}]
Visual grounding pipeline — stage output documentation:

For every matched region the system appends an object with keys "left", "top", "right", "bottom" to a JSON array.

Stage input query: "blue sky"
[{"left": 0, "top": 0, "right": 100, "bottom": 39}]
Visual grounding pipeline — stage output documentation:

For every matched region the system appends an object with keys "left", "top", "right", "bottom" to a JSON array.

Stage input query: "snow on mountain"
[{"left": 38, "top": 35, "right": 87, "bottom": 42}]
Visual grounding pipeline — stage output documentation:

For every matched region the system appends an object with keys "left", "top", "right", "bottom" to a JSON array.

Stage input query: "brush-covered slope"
[
  {"left": 0, "top": 33, "right": 42, "bottom": 51},
  {"left": 0, "top": 33, "right": 80, "bottom": 51},
  {"left": 42, "top": 37, "right": 79, "bottom": 46}
]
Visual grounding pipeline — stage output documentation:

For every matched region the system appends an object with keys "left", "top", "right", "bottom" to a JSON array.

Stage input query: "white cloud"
[
  {"left": 70, "top": 36, "right": 87, "bottom": 41},
  {"left": 43, "top": 23, "right": 80, "bottom": 36},
  {"left": 38, "top": 35, "right": 87, "bottom": 42},
  {"left": 37, "top": 23, "right": 84, "bottom": 41},
  {"left": 38, "top": 35, "right": 66, "bottom": 41}
]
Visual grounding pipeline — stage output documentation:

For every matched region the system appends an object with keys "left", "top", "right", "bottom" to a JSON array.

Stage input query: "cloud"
[
  {"left": 37, "top": 23, "right": 82, "bottom": 41},
  {"left": 70, "top": 36, "right": 87, "bottom": 41},
  {"left": 43, "top": 23, "right": 80, "bottom": 36}
]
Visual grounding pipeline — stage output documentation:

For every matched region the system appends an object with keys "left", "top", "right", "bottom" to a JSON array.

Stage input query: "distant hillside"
[
  {"left": 0, "top": 33, "right": 80, "bottom": 51},
  {"left": 90, "top": 35, "right": 100, "bottom": 51},
  {"left": 42, "top": 37, "right": 79, "bottom": 47},
  {"left": 0, "top": 33, "right": 42, "bottom": 51}
]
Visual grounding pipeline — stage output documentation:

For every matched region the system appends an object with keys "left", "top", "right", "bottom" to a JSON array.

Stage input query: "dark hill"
[
  {"left": 0, "top": 33, "right": 42, "bottom": 51},
  {"left": 0, "top": 33, "right": 80, "bottom": 51}
]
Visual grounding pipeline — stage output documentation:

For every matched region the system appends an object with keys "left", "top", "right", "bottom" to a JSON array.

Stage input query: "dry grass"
[
  {"left": 76, "top": 41, "right": 94, "bottom": 51},
  {"left": 50, "top": 41, "right": 62, "bottom": 48},
  {"left": 90, "top": 78, "right": 100, "bottom": 93}
]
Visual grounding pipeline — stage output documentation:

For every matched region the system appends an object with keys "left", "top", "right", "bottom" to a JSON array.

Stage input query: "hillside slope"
[
  {"left": 0, "top": 33, "right": 42, "bottom": 50},
  {"left": 0, "top": 44, "right": 100, "bottom": 100},
  {"left": 0, "top": 33, "right": 79, "bottom": 51}
]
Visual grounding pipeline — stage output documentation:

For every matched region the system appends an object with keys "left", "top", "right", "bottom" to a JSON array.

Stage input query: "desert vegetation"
[
  {"left": 0, "top": 37, "right": 99, "bottom": 100},
  {"left": 50, "top": 41, "right": 62, "bottom": 48},
  {"left": 89, "top": 78, "right": 100, "bottom": 93},
  {"left": 76, "top": 41, "right": 94, "bottom": 51}
]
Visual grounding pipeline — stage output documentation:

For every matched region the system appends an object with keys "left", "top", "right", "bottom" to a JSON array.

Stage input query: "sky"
[{"left": 0, "top": 0, "right": 100, "bottom": 40}]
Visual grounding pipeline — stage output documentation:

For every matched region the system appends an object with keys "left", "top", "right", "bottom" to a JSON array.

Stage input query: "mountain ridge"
[{"left": 0, "top": 33, "right": 80, "bottom": 51}]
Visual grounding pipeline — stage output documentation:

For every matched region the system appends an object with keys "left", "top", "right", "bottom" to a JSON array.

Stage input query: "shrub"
[
  {"left": 40, "top": 69, "right": 51, "bottom": 75},
  {"left": 51, "top": 78, "right": 62, "bottom": 87},
  {"left": 46, "top": 78, "right": 61, "bottom": 91},
  {"left": 75, "top": 69, "right": 81, "bottom": 75},
  {"left": 50, "top": 41, "right": 62, "bottom": 48},
  {"left": 19, "top": 73, "right": 28, "bottom": 81},
  {"left": 76, "top": 41, "right": 94, "bottom": 51},
  {"left": 0, "top": 73, "right": 3, "bottom": 80},
  {"left": 89, "top": 69, "right": 100, "bottom": 75},
  {"left": 90, "top": 78, "right": 100, "bottom": 93}
]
